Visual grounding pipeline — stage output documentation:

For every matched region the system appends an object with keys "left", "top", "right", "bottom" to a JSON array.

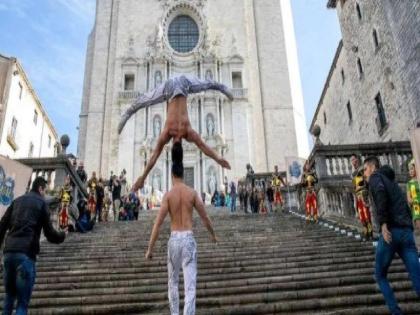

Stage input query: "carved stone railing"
[
  {"left": 17, "top": 154, "right": 88, "bottom": 229},
  {"left": 231, "top": 88, "right": 248, "bottom": 99},
  {"left": 17, "top": 155, "right": 88, "bottom": 200},
  {"left": 119, "top": 90, "right": 141, "bottom": 100},
  {"left": 118, "top": 88, "right": 249, "bottom": 100},
  {"left": 296, "top": 141, "right": 412, "bottom": 225}
]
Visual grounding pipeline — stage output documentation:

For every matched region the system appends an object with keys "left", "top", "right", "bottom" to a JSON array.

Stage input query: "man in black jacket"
[
  {"left": 364, "top": 156, "right": 420, "bottom": 315},
  {"left": 0, "top": 177, "right": 66, "bottom": 315}
]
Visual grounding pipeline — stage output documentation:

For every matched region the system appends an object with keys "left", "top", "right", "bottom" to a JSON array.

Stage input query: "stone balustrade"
[
  {"left": 118, "top": 90, "right": 141, "bottom": 100},
  {"left": 231, "top": 88, "right": 248, "bottom": 99},
  {"left": 118, "top": 88, "right": 248, "bottom": 101},
  {"left": 17, "top": 154, "right": 88, "bottom": 205},
  {"left": 299, "top": 140, "right": 412, "bottom": 223}
]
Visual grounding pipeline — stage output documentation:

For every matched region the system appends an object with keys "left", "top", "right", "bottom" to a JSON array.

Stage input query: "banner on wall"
[
  {"left": 285, "top": 157, "right": 306, "bottom": 185},
  {"left": 410, "top": 127, "right": 420, "bottom": 182},
  {"left": 0, "top": 156, "right": 32, "bottom": 218}
]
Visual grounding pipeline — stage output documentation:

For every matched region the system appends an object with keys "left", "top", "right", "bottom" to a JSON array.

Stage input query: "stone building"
[
  {"left": 0, "top": 54, "right": 59, "bottom": 159},
  {"left": 78, "top": 0, "right": 309, "bottom": 194},
  {"left": 311, "top": 0, "right": 419, "bottom": 145}
]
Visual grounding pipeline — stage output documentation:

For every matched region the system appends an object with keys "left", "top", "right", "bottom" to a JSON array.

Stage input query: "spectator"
[
  {"left": 243, "top": 187, "right": 249, "bottom": 213},
  {"left": 266, "top": 182, "right": 274, "bottom": 213},
  {"left": 108, "top": 171, "right": 114, "bottom": 189},
  {"left": 95, "top": 178, "right": 105, "bottom": 221},
  {"left": 76, "top": 161, "right": 87, "bottom": 183},
  {"left": 0, "top": 177, "right": 65, "bottom": 315},
  {"left": 364, "top": 156, "right": 420, "bottom": 314},
  {"left": 220, "top": 191, "right": 226, "bottom": 208},
  {"left": 112, "top": 175, "right": 122, "bottom": 222},
  {"left": 102, "top": 188, "right": 112, "bottom": 222},
  {"left": 76, "top": 199, "right": 95, "bottom": 233},
  {"left": 130, "top": 193, "right": 140, "bottom": 220},
  {"left": 230, "top": 181, "right": 237, "bottom": 213}
]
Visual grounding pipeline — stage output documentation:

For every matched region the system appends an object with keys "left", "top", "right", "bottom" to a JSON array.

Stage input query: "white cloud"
[
  {"left": 54, "top": 0, "right": 96, "bottom": 21},
  {"left": 0, "top": 0, "right": 29, "bottom": 18}
]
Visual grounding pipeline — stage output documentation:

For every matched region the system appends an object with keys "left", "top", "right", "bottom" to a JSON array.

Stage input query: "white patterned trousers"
[{"left": 167, "top": 231, "right": 197, "bottom": 315}]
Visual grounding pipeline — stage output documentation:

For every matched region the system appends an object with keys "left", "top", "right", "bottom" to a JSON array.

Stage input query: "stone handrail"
[
  {"left": 17, "top": 154, "right": 88, "bottom": 201},
  {"left": 119, "top": 88, "right": 248, "bottom": 100},
  {"left": 119, "top": 90, "right": 141, "bottom": 100},
  {"left": 231, "top": 88, "right": 248, "bottom": 99},
  {"left": 294, "top": 140, "right": 413, "bottom": 227},
  {"left": 308, "top": 141, "right": 412, "bottom": 185}
]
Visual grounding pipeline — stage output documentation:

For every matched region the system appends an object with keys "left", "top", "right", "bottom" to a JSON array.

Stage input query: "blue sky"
[{"left": 0, "top": 0, "right": 340, "bottom": 155}]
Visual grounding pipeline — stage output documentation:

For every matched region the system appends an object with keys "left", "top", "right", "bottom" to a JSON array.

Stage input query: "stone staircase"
[{"left": 1, "top": 209, "right": 420, "bottom": 314}]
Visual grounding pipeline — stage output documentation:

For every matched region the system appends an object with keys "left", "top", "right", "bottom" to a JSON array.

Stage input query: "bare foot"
[
  {"left": 218, "top": 158, "right": 231, "bottom": 170},
  {"left": 132, "top": 176, "right": 145, "bottom": 192}
]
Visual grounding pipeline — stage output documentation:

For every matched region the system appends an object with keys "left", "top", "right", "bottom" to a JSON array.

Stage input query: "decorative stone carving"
[
  {"left": 151, "top": 170, "right": 162, "bottom": 191},
  {"left": 207, "top": 167, "right": 217, "bottom": 194},
  {"left": 206, "top": 113, "right": 215, "bottom": 137},
  {"left": 205, "top": 69, "right": 213, "bottom": 80},
  {"left": 153, "top": 115, "right": 162, "bottom": 138},
  {"left": 154, "top": 70, "right": 163, "bottom": 87}
]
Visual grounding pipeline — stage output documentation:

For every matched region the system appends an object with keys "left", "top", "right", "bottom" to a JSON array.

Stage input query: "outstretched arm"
[
  {"left": 145, "top": 193, "right": 169, "bottom": 259},
  {"left": 132, "top": 131, "right": 171, "bottom": 191},
  {"left": 194, "top": 192, "right": 217, "bottom": 242},
  {"left": 186, "top": 128, "right": 231, "bottom": 169}
]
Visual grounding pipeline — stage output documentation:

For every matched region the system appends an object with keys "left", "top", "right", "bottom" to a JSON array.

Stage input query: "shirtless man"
[
  {"left": 118, "top": 75, "right": 233, "bottom": 191},
  {"left": 145, "top": 142, "right": 217, "bottom": 315}
]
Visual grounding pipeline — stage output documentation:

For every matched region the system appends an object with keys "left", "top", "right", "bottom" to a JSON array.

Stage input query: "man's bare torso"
[
  {"left": 165, "top": 96, "right": 191, "bottom": 142},
  {"left": 167, "top": 182, "right": 196, "bottom": 231}
]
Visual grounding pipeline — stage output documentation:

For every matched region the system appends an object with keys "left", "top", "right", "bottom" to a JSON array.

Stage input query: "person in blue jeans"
[
  {"left": 0, "top": 177, "right": 66, "bottom": 315},
  {"left": 364, "top": 156, "right": 420, "bottom": 315}
]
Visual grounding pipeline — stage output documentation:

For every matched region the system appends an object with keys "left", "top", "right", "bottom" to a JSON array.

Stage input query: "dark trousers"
[
  {"left": 375, "top": 228, "right": 420, "bottom": 314},
  {"left": 3, "top": 253, "right": 36, "bottom": 315}
]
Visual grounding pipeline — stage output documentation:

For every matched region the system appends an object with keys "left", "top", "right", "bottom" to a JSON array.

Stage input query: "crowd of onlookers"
[
  {"left": 210, "top": 175, "right": 285, "bottom": 214},
  {"left": 59, "top": 161, "right": 151, "bottom": 233}
]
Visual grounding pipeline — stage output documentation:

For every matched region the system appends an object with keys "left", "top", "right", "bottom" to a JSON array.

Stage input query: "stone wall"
[{"left": 312, "top": 0, "right": 419, "bottom": 145}]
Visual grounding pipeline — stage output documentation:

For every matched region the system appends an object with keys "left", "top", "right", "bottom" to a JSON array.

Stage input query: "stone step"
[{"left": 0, "top": 210, "right": 415, "bottom": 314}]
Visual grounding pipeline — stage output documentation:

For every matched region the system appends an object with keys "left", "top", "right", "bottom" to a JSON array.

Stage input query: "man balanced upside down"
[{"left": 118, "top": 75, "right": 233, "bottom": 191}]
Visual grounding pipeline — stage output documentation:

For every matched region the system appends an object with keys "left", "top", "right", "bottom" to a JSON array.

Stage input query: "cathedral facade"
[{"left": 78, "top": 0, "right": 309, "bottom": 194}]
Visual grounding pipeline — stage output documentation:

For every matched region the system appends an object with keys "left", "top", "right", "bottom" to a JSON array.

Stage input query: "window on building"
[
  {"left": 168, "top": 15, "right": 199, "bottom": 53},
  {"left": 373, "top": 29, "right": 379, "bottom": 49},
  {"left": 33, "top": 110, "right": 38, "bottom": 125},
  {"left": 18, "top": 82, "right": 23, "bottom": 100},
  {"left": 124, "top": 74, "right": 135, "bottom": 91},
  {"left": 341, "top": 69, "right": 345, "bottom": 85},
  {"left": 346, "top": 101, "right": 353, "bottom": 122},
  {"left": 357, "top": 58, "right": 363, "bottom": 79},
  {"left": 323, "top": 112, "right": 327, "bottom": 125},
  {"left": 232, "top": 72, "right": 243, "bottom": 89},
  {"left": 48, "top": 135, "right": 52, "bottom": 148},
  {"left": 10, "top": 117, "right": 17, "bottom": 139},
  {"left": 375, "top": 92, "right": 387, "bottom": 133},
  {"left": 28, "top": 142, "right": 34, "bottom": 158},
  {"left": 356, "top": 2, "right": 362, "bottom": 20}
]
